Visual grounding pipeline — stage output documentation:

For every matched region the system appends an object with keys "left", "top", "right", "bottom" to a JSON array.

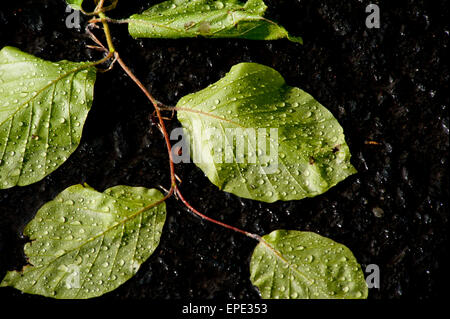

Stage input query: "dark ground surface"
[{"left": 0, "top": 0, "right": 448, "bottom": 300}]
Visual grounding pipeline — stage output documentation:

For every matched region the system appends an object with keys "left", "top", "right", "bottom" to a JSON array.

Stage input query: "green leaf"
[
  {"left": 0, "top": 46, "right": 97, "bottom": 189},
  {"left": 66, "top": 0, "right": 84, "bottom": 10},
  {"left": 250, "top": 230, "right": 368, "bottom": 299},
  {"left": 128, "top": 0, "right": 302, "bottom": 43},
  {"left": 0, "top": 184, "right": 166, "bottom": 299},
  {"left": 176, "top": 62, "right": 356, "bottom": 203}
]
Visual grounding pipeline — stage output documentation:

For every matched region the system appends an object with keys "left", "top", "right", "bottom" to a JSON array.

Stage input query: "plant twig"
[
  {"left": 87, "top": 9, "right": 261, "bottom": 242},
  {"left": 89, "top": 17, "right": 130, "bottom": 24},
  {"left": 98, "top": 12, "right": 115, "bottom": 53},
  {"left": 114, "top": 52, "right": 176, "bottom": 188},
  {"left": 77, "top": 0, "right": 118, "bottom": 16},
  {"left": 175, "top": 187, "right": 261, "bottom": 240}
]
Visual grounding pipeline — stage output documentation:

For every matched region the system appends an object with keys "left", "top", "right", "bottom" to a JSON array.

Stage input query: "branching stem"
[{"left": 88, "top": 5, "right": 261, "bottom": 243}]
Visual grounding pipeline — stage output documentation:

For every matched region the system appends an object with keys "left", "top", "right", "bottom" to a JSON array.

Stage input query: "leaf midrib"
[
  {"left": 131, "top": 9, "right": 268, "bottom": 37},
  {"left": 22, "top": 192, "right": 164, "bottom": 276},
  {"left": 260, "top": 239, "right": 332, "bottom": 298},
  {"left": 0, "top": 62, "right": 92, "bottom": 128}
]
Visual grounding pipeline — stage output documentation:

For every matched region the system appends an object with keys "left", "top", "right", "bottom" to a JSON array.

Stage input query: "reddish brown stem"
[
  {"left": 115, "top": 54, "right": 260, "bottom": 241},
  {"left": 90, "top": 17, "right": 260, "bottom": 242},
  {"left": 114, "top": 52, "right": 176, "bottom": 189},
  {"left": 175, "top": 187, "right": 261, "bottom": 240}
]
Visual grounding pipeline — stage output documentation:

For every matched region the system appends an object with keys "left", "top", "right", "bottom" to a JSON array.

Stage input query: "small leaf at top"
[
  {"left": 176, "top": 62, "right": 356, "bottom": 203},
  {"left": 0, "top": 46, "right": 97, "bottom": 189},
  {"left": 66, "top": 0, "right": 84, "bottom": 10},
  {"left": 128, "top": 0, "right": 302, "bottom": 43},
  {"left": 0, "top": 184, "right": 166, "bottom": 299},
  {"left": 250, "top": 230, "right": 368, "bottom": 299}
]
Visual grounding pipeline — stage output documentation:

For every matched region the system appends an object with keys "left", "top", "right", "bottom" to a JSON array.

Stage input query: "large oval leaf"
[
  {"left": 176, "top": 62, "right": 356, "bottom": 203},
  {"left": 250, "top": 230, "right": 368, "bottom": 299},
  {"left": 128, "top": 0, "right": 302, "bottom": 43},
  {"left": 0, "top": 46, "right": 97, "bottom": 189},
  {"left": 0, "top": 184, "right": 166, "bottom": 299}
]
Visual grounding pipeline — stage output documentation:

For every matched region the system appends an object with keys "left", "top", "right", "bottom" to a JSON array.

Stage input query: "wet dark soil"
[{"left": 0, "top": 0, "right": 448, "bottom": 300}]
